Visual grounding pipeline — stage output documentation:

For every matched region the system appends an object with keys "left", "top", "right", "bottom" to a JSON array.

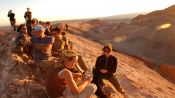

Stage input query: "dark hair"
[
  {"left": 103, "top": 47, "right": 109, "bottom": 51},
  {"left": 103, "top": 46, "right": 112, "bottom": 52},
  {"left": 46, "top": 21, "right": 51, "bottom": 25},
  {"left": 103, "top": 43, "right": 112, "bottom": 52},
  {"left": 17, "top": 24, "right": 26, "bottom": 32},
  {"left": 31, "top": 19, "right": 36, "bottom": 24},
  {"left": 39, "top": 21, "right": 42, "bottom": 24},
  {"left": 54, "top": 27, "right": 61, "bottom": 32},
  {"left": 61, "top": 31, "right": 66, "bottom": 36}
]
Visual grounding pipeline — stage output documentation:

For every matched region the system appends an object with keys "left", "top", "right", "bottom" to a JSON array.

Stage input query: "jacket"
[{"left": 94, "top": 54, "right": 117, "bottom": 78}]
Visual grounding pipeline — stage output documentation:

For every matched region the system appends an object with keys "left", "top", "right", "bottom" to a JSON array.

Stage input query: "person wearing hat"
[
  {"left": 30, "top": 25, "right": 55, "bottom": 82},
  {"left": 92, "top": 43, "right": 126, "bottom": 98},
  {"left": 46, "top": 50, "right": 97, "bottom": 98},
  {"left": 7, "top": 10, "right": 16, "bottom": 31},
  {"left": 31, "top": 25, "right": 55, "bottom": 60}
]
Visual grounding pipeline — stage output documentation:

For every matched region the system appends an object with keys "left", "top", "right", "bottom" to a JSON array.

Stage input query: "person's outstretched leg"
[{"left": 107, "top": 76, "right": 126, "bottom": 94}]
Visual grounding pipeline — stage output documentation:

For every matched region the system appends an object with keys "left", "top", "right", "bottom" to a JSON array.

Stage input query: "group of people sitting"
[
  {"left": 15, "top": 20, "right": 97, "bottom": 98},
  {"left": 16, "top": 19, "right": 72, "bottom": 58},
  {"left": 13, "top": 8, "right": 126, "bottom": 98}
]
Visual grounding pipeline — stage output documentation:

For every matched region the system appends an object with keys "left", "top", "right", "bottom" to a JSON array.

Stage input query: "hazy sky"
[{"left": 1, "top": 0, "right": 175, "bottom": 26}]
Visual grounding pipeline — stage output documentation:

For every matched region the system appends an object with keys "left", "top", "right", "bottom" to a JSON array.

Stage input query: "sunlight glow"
[
  {"left": 160, "top": 24, "right": 171, "bottom": 29},
  {"left": 114, "top": 35, "right": 127, "bottom": 43},
  {"left": 156, "top": 23, "right": 171, "bottom": 30},
  {"left": 1, "top": 0, "right": 175, "bottom": 26}
]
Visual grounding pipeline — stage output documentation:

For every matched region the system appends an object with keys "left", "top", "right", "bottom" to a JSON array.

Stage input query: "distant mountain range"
[{"left": 98, "top": 12, "right": 148, "bottom": 20}]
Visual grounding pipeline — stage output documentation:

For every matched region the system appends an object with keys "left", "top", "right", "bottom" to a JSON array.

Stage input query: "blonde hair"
[
  {"left": 103, "top": 43, "right": 112, "bottom": 52},
  {"left": 61, "top": 50, "right": 78, "bottom": 62}
]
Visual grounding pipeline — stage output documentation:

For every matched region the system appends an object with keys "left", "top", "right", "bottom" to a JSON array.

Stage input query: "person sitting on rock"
[
  {"left": 52, "top": 27, "right": 65, "bottom": 57},
  {"left": 30, "top": 25, "right": 55, "bottom": 80},
  {"left": 62, "top": 31, "right": 73, "bottom": 50},
  {"left": 16, "top": 24, "right": 31, "bottom": 57},
  {"left": 31, "top": 25, "right": 54, "bottom": 60},
  {"left": 92, "top": 43, "right": 126, "bottom": 98},
  {"left": 46, "top": 50, "right": 97, "bottom": 98},
  {"left": 64, "top": 23, "right": 69, "bottom": 32},
  {"left": 52, "top": 28, "right": 88, "bottom": 73}
]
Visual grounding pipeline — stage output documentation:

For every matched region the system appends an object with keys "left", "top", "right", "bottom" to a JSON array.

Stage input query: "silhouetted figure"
[
  {"left": 65, "top": 23, "right": 69, "bottom": 32},
  {"left": 24, "top": 8, "right": 32, "bottom": 26},
  {"left": 7, "top": 10, "right": 16, "bottom": 31},
  {"left": 27, "top": 19, "right": 37, "bottom": 36}
]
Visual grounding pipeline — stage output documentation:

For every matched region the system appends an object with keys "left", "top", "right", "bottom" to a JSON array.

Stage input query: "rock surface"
[{"left": 0, "top": 28, "right": 174, "bottom": 98}]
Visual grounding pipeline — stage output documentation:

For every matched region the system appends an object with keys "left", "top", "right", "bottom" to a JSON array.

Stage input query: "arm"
[
  {"left": 95, "top": 57, "right": 101, "bottom": 71},
  {"left": 72, "top": 72, "right": 83, "bottom": 81},
  {"left": 24, "top": 12, "right": 26, "bottom": 18},
  {"left": 8, "top": 13, "right": 10, "bottom": 17},
  {"left": 34, "top": 43, "right": 52, "bottom": 52},
  {"left": 51, "top": 50, "right": 61, "bottom": 55},
  {"left": 34, "top": 36, "right": 54, "bottom": 52},
  {"left": 59, "top": 69, "right": 91, "bottom": 94},
  {"left": 31, "top": 30, "right": 36, "bottom": 36},
  {"left": 77, "top": 55, "right": 88, "bottom": 71},
  {"left": 107, "top": 57, "right": 117, "bottom": 75}
]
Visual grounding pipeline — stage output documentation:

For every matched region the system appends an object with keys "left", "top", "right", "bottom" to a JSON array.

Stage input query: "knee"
[{"left": 88, "top": 83, "right": 97, "bottom": 94}]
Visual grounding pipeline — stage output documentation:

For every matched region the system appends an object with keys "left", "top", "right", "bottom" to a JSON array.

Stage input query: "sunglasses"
[{"left": 103, "top": 49, "right": 110, "bottom": 53}]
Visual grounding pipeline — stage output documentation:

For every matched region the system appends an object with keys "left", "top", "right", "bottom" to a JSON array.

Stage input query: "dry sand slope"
[{"left": 0, "top": 28, "right": 174, "bottom": 98}]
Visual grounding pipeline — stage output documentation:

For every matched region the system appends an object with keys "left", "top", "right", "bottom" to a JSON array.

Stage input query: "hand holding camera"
[{"left": 83, "top": 66, "right": 93, "bottom": 81}]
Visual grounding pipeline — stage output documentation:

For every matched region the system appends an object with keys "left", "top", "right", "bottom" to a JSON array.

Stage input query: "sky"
[{"left": 1, "top": 0, "right": 175, "bottom": 26}]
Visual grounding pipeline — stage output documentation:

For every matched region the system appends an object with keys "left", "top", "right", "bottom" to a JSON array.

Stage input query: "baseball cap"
[{"left": 34, "top": 25, "right": 45, "bottom": 32}]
